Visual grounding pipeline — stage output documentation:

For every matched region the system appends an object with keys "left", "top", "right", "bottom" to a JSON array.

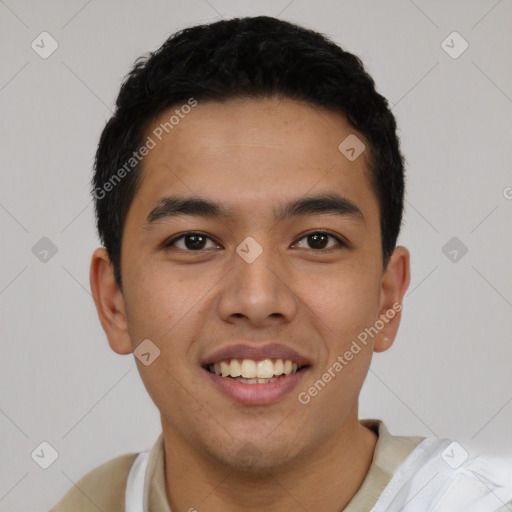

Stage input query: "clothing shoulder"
[
  {"left": 373, "top": 436, "right": 512, "bottom": 512},
  {"left": 49, "top": 452, "right": 138, "bottom": 512}
]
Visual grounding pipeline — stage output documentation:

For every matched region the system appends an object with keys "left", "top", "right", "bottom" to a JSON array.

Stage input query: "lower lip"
[{"left": 202, "top": 368, "right": 309, "bottom": 405}]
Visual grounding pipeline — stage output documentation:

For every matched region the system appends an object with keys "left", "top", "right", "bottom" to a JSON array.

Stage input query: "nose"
[{"left": 216, "top": 243, "right": 298, "bottom": 327}]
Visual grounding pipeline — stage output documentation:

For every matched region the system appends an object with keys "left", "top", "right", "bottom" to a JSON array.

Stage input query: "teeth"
[
  {"left": 234, "top": 376, "right": 280, "bottom": 384},
  {"left": 240, "top": 359, "right": 257, "bottom": 378},
  {"left": 229, "top": 359, "right": 241, "bottom": 377},
  {"left": 256, "top": 359, "right": 274, "bottom": 378},
  {"left": 208, "top": 358, "right": 303, "bottom": 380},
  {"left": 220, "top": 361, "right": 230, "bottom": 377}
]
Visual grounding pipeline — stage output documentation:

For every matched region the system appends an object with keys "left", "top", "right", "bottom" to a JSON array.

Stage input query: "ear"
[
  {"left": 89, "top": 248, "right": 133, "bottom": 355},
  {"left": 373, "top": 246, "right": 410, "bottom": 353}
]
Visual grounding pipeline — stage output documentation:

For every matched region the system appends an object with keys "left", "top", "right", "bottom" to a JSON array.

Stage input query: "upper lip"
[{"left": 202, "top": 343, "right": 311, "bottom": 366}]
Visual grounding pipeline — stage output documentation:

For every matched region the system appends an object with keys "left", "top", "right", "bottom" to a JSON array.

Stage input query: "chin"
[{"left": 206, "top": 435, "right": 303, "bottom": 474}]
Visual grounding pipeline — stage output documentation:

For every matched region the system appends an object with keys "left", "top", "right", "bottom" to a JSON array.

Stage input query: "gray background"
[{"left": 1, "top": 0, "right": 511, "bottom": 510}]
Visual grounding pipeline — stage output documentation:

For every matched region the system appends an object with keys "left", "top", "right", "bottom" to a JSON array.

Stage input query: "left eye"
[
  {"left": 166, "top": 233, "right": 220, "bottom": 251},
  {"left": 293, "top": 232, "right": 343, "bottom": 250}
]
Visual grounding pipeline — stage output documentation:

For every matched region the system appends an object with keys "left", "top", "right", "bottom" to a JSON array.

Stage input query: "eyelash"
[{"left": 163, "top": 231, "right": 347, "bottom": 252}]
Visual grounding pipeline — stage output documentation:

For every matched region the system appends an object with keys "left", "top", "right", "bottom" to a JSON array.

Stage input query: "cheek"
[
  {"left": 121, "top": 269, "right": 205, "bottom": 407},
  {"left": 123, "top": 257, "right": 196, "bottom": 334},
  {"left": 122, "top": 261, "right": 220, "bottom": 378},
  {"left": 300, "top": 263, "right": 381, "bottom": 340},
  {"left": 122, "top": 281, "right": 175, "bottom": 356},
  {"left": 297, "top": 268, "right": 379, "bottom": 419}
]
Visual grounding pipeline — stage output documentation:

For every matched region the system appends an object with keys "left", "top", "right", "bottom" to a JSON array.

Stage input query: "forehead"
[{"left": 129, "top": 97, "right": 378, "bottom": 225}]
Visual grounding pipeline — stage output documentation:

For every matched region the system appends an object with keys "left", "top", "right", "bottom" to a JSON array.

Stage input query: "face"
[{"left": 91, "top": 97, "right": 409, "bottom": 471}]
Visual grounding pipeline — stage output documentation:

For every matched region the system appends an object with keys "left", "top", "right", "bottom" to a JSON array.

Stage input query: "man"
[{"left": 50, "top": 16, "right": 512, "bottom": 512}]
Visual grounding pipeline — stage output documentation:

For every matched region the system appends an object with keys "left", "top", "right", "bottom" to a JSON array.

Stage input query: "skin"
[{"left": 90, "top": 97, "right": 410, "bottom": 511}]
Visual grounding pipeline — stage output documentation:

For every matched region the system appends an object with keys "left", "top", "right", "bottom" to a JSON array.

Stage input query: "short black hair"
[{"left": 93, "top": 15, "right": 405, "bottom": 288}]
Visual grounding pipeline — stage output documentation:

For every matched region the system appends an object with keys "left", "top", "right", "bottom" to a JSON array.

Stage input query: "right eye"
[{"left": 163, "top": 232, "right": 221, "bottom": 251}]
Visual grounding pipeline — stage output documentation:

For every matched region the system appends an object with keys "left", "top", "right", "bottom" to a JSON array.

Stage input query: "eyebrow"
[
  {"left": 275, "top": 193, "right": 364, "bottom": 223},
  {"left": 144, "top": 193, "right": 365, "bottom": 226}
]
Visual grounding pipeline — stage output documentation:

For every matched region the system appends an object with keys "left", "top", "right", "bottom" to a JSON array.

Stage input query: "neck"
[{"left": 161, "top": 418, "right": 378, "bottom": 512}]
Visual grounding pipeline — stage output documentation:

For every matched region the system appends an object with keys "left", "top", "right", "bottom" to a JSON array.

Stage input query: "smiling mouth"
[{"left": 206, "top": 358, "right": 309, "bottom": 384}]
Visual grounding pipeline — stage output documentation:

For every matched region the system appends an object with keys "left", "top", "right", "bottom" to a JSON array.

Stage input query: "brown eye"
[
  {"left": 294, "top": 231, "right": 343, "bottom": 250},
  {"left": 166, "top": 232, "right": 219, "bottom": 251},
  {"left": 307, "top": 233, "right": 329, "bottom": 249}
]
